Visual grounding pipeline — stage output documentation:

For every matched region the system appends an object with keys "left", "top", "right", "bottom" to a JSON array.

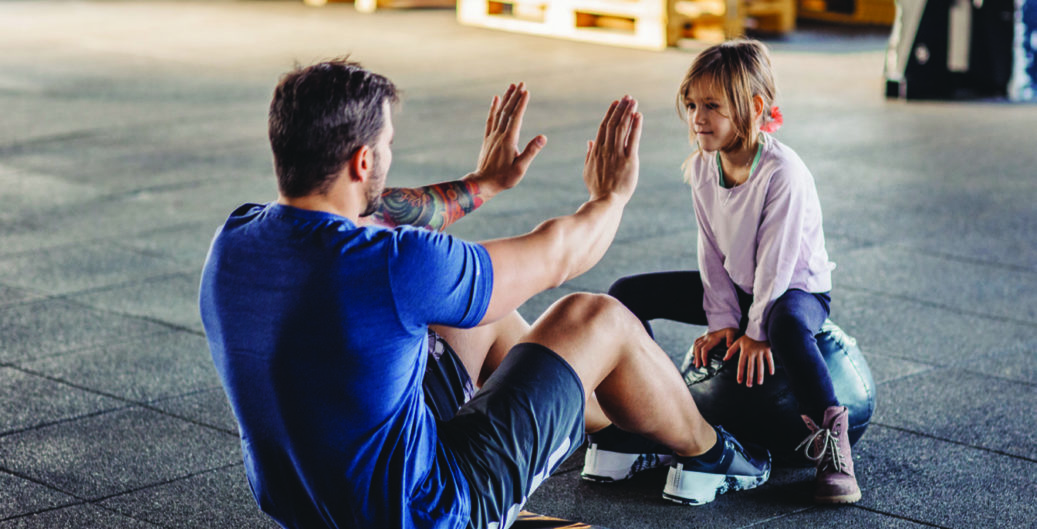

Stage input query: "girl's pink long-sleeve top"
[{"left": 688, "top": 135, "right": 835, "bottom": 341}]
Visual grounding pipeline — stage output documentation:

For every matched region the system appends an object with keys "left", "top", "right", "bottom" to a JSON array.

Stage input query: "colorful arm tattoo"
[{"left": 371, "top": 179, "right": 485, "bottom": 231}]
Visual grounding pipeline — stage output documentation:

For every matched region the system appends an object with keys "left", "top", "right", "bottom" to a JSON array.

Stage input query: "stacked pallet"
[
  {"left": 304, "top": 0, "right": 454, "bottom": 14},
  {"left": 457, "top": 0, "right": 797, "bottom": 50},
  {"left": 797, "top": 0, "right": 895, "bottom": 25}
]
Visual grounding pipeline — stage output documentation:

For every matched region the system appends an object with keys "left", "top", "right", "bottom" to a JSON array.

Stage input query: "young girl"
[{"left": 594, "top": 39, "right": 860, "bottom": 504}]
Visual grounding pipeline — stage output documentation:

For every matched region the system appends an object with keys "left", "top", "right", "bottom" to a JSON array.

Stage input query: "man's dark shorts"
[{"left": 423, "top": 331, "right": 585, "bottom": 529}]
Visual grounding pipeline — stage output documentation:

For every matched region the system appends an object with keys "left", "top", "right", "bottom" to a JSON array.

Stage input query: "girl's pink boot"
[{"left": 797, "top": 406, "right": 862, "bottom": 504}]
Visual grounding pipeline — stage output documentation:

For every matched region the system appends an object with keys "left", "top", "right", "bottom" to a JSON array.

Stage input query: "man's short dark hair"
[{"left": 268, "top": 58, "right": 399, "bottom": 197}]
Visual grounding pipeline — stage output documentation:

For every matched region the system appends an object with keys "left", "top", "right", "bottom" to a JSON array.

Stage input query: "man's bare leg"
[
  {"left": 522, "top": 293, "right": 717, "bottom": 457},
  {"left": 432, "top": 310, "right": 611, "bottom": 430},
  {"left": 431, "top": 311, "right": 528, "bottom": 388}
]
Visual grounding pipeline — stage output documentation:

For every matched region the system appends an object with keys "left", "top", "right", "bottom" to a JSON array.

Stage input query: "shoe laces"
[{"left": 795, "top": 427, "right": 848, "bottom": 474}]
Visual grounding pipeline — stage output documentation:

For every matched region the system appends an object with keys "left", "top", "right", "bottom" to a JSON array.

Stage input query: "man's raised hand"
[
  {"left": 471, "top": 83, "right": 547, "bottom": 197},
  {"left": 583, "top": 95, "right": 642, "bottom": 203}
]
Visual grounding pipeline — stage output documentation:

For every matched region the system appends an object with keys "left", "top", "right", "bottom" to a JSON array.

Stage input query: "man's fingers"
[
  {"left": 626, "top": 112, "right": 644, "bottom": 157},
  {"left": 485, "top": 95, "right": 500, "bottom": 138},
  {"left": 605, "top": 97, "right": 629, "bottom": 150},
  {"left": 498, "top": 82, "right": 525, "bottom": 132},
  {"left": 595, "top": 100, "right": 618, "bottom": 153},
  {"left": 494, "top": 83, "right": 518, "bottom": 131},
  {"left": 514, "top": 134, "right": 546, "bottom": 171},
  {"left": 504, "top": 89, "right": 530, "bottom": 143},
  {"left": 585, "top": 140, "right": 593, "bottom": 165},
  {"left": 615, "top": 98, "right": 636, "bottom": 151},
  {"left": 767, "top": 351, "right": 776, "bottom": 375}
]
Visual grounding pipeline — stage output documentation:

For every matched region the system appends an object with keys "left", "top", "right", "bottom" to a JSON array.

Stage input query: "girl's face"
[{"left": 684, "top": 81, "right": 736, "bottom": 153}]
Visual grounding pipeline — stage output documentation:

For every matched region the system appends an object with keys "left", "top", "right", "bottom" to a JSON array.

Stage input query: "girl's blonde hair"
[{"left": 676, "top": 39, "right": 778, "bottom": 154}]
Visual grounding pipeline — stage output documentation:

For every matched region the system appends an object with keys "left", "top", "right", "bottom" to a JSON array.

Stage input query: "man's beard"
[{"left": 359, "top": 157, "right": 386, "bottom": 217}]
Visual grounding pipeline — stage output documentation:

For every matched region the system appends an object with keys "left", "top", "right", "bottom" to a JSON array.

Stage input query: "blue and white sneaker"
[
  {"left": 662, "top": 426, "right": 771, "bottom": 505},
  {"left": 581, "top": 425, "right": 674, "bottom": 482}
]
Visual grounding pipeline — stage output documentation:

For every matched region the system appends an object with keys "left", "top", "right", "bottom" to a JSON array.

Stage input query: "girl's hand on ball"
[
  {"left": 724, "top": 336, "right": 775, "bottom": 388},
  {"left": 693, "top": 328, "right": 737, "bottom": 368}
]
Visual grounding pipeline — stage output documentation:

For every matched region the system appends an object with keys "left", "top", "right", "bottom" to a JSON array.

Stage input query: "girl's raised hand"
[
  {"left": 723, "top": 336, "right": 775, "bottom": 388},
  {"left": 692, "top": 327, "right": 737, "bottom": 369}
]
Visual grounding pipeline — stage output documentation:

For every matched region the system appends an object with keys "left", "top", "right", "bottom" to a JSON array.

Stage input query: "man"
[{"left": 199, "top": 58, "right": 770, "bottom": 529}]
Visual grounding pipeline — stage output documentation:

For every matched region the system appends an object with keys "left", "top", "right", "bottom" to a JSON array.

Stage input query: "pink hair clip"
[{"left": 761, "top": 106, "right": 783, "bottom": 133}]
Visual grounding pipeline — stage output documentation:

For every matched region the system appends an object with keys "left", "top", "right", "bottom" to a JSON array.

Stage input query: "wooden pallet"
[
  {"left": 303, "top": 0, "right": 454, "bottom": 14},
  {"left": 797, "top": 0, "right": 894, "bottom": 25},
  {"left": 458, "top": 0, "right": 796, "bottom": 50},
  {"left": 459, "top": 0, "right": 672, "bottom": 49}
]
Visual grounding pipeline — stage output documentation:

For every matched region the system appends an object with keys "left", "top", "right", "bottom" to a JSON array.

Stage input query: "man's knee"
[{"left": 528, "top": 293, "right": 643, "bottom": 351}]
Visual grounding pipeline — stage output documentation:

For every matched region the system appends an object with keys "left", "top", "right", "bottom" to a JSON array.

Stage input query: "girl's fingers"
[{"left": 745, "top": 354, "right": 755, "bottom": 387}]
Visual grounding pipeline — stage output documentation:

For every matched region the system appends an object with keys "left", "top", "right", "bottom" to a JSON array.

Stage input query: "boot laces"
[{"left": 795, "top": 427, "right": 848, "bottom": 474}]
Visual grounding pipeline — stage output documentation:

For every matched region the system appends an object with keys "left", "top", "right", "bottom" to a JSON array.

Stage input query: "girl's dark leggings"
[{"left": 608, "top": 271, "right": 839, "bottom": 422}]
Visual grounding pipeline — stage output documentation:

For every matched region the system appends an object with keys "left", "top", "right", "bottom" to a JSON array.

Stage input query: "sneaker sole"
[
  {"left": 661, "top": 469, "right": 770, "bottom": 505},
  {"left": 581, "top": 445, "right": 674, "bottom": 482}
]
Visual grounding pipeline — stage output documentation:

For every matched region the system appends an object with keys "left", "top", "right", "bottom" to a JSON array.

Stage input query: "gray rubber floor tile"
[
  {"left": 0, "top": 503, "right": 158, "bottom": 528},
  {"left": 0, "top": 367, "right": 123, "bottom": 435},
  {"left": 837, "top": 245, "right": 1037, "bottom": 325},
  {"left": 872, "top": 368, "right": 1036, "bottom": 460},
  {"left": 149, "top": 388, "right": 237, "bottom": 434},
  {"left": 1, "top": 128, "right": 265, "bottom": 194},
  {"left": 0, "top": 407, "right": 240, "bottom": 500},
  {"left": 69, "top": 272, "right": 205, "bottom": 333},
  {"left": 118, "top": 224, "right": 221, "bottom": 268},
  {"left": 0, "top": 285, "right": 41, "bottom": 308},
  {"left": 526, "top": 464, "right": 813, "bottom": 529},
  {"left": 0, "top": 241, "right": 182, "bottom": 296},
  {"left": 862, "top": 353, "right": 933, "bottom": 385},
  {"left": 21, "top": 331, "right": 218, "bottom": 403},
  {"left": 0, "top": 298, "right": 170, "bottom": 363},
  {"left": 0, "top": 471, "right": 77, "bottom": 521},
  {"left": 758, "top": 506, "right": 935, "bottom": 528},
  {"left": 0, "top": 164, "right": 104, "bottom": 224},
  {"left": 99, "top": 465, "right": 279, "bottom": 529},
  {"left": 943, "top": 339, "right": 1037, "bottom": 385},
  {"left": 855, "top": 427, "right": 1036, "bottom": 529},
  {"left": 830, "top": 289, "right": 1037, "bottom": 367},
  {"left": 0, "top": 179, "right": 271, "bottom": 257}
]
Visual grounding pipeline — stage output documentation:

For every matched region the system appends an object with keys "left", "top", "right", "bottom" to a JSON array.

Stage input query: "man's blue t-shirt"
[{"left": 199, "top": 203, "right": 494, "bottom": 529}]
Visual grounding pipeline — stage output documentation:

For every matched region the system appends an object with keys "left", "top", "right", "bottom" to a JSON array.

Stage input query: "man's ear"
[{"left": 348, "top": 145, "right": 373, "bottom": 183}]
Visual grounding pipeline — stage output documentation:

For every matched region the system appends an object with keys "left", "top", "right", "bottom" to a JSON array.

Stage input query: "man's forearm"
[
  {"left": 370, "top": 179, "right": 485, "bottom": 231},
  {"left": 539, "top": 194, "right": 626, "bottom": 284},
  {"left": 478, "top": 194, "right": 627, "bottom": 323}
]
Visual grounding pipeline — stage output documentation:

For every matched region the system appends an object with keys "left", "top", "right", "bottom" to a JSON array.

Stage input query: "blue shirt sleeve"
[{"left": 386, "top": 227, "right": 493, "bottom": 332}]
